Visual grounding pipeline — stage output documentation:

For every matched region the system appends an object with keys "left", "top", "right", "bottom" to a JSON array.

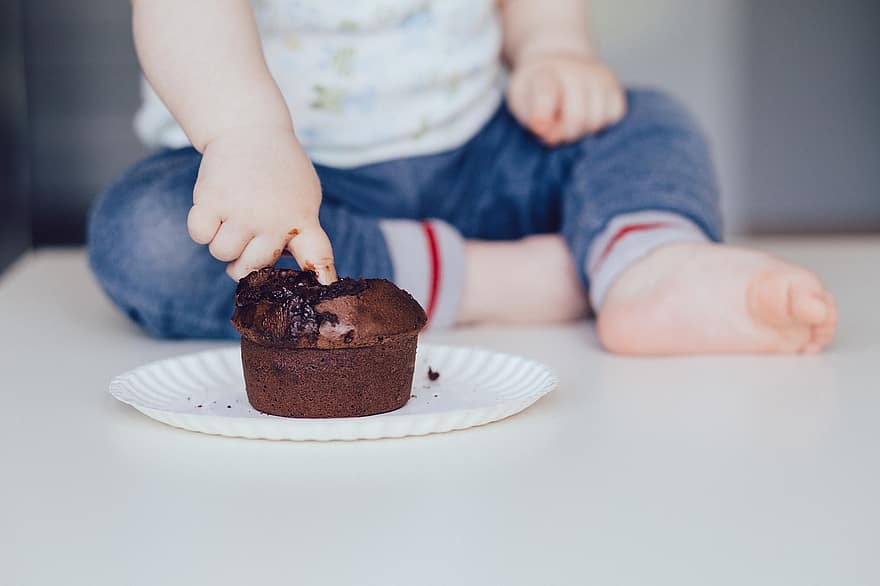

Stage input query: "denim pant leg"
[
  {"left": 88, "top": 148, "right": 397, "bottom": 339},
  {"left": 417, "top": 105, "right": 562, "bottom": 240},
  {"left": 88, "top": 148, "right": 240, "bottom": 338},
  {"left": 557, "top": 89, "right": 724, "bottom": 289}
]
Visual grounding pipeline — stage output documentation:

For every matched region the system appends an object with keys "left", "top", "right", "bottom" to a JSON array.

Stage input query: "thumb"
[{"left": 286, "top": 224, "right": 337, "bottom": 284}]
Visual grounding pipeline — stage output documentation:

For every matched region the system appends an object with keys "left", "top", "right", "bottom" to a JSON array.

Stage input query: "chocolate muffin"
[{"left": 231, "top": 268, "right": 427, "bottom": 418}]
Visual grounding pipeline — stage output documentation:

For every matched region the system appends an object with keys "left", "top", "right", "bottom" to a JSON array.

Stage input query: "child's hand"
[
  {"left": 508, "top": 53, "right": 626, "bottom": 145},
  {"left": 187, "top": 126, "right": 337, "bottom": 283}
]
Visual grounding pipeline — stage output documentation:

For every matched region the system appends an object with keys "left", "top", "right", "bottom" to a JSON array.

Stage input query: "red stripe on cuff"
[
  {"left": 422, "top": 221, "right": 441, "bottom": 324},
  {"left": 591, "top": 222, "right": 671, "bottom": 273}
]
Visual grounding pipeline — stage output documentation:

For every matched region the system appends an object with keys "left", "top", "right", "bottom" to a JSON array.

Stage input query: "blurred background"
[{"left": 1, "top": 0, "right": 878, "bottom": 273}]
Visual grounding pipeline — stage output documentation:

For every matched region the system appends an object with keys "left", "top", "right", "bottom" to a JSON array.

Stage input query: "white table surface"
[{"left": 2, "top": 239, "right": 879, "bottom": 586}]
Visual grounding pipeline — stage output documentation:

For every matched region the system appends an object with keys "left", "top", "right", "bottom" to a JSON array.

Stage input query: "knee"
[
  {"left": 88, "top": 155, "right": 205, "bottom": 335},
  {"left": 90, "top": 168, "right": 197, "bottom": 281},
  {"left": 620, "top": 88, "right": 709, "bottom": 145}
]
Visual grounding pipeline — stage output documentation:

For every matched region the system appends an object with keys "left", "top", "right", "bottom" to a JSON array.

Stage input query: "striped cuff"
[
  {"left": 379, "top": 219, "right": 466, "bottom": 329},
  {"left": 586, "top": 211, "right": 708, "bottom": 310}
]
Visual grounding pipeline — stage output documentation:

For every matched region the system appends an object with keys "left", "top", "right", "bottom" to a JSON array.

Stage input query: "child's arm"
[
  {"left": 501, "top": 0, "right": 626, "bottom": 144},
  {"left": 132, "top": 0, "right": 336, "bottom": 283}
]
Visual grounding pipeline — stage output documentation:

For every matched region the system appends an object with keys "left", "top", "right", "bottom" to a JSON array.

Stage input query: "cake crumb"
[{"left": 427, "top": 367, "right": 440, "bottom": 381}]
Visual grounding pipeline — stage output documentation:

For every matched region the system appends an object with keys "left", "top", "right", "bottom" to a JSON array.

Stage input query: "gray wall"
[
  {"left": 744, "top": 0, "right": 880, "bottom": 233},
  {"left": 596, "top": 0, "right": 749, "bottom": 232},
  {"left": 1, "top": 0, "right": 31, "bottom": 270},
  {"left": 598, "top": 0, "right": 880, "bottom": 235},
  {"left": 24, "top": 0, "right": 146, "bottom": 244},
  {"left": 10, "top": 0, "right": 880, "bottom": 250}
]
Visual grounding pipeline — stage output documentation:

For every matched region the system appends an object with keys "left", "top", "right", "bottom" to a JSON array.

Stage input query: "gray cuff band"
[
  {"left": 379, "top": 219, "right": 465, "bottom": 329},
  {"left": 586, "top": 211, "right": 708, "bottom": 310}
]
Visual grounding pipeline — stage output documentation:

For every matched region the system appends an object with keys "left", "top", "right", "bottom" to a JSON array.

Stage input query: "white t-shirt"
[{"left": 135, "top": 0, "right": 504, "bottom": 168}]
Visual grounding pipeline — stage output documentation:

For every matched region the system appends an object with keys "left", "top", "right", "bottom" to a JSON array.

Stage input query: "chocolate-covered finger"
[
  {"left": 226, "top": 236, "right": 284, "bottom": 280},
  {"left": 287, "top": 225, "right": 337, "bottom": 284}
]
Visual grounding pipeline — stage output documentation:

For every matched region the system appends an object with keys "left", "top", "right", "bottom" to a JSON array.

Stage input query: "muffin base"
[{"left": 240, "top": 335, "right": 418, "bottom": 418}]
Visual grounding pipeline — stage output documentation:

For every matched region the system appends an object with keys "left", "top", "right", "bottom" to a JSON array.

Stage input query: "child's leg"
[
  {"left": 87, "top": 148, "right": 240, "bottom": 338},
  {"left": 399, "top": 108, "right": 589, "bottom": 325},
  {"left": 558, "top": 90, "right": 837, "bottom": 354},
  {"left": 455, "top": 234, "right": 589, "bottom": 324},
  {"left": 89, "top": 148, "right": 458, "bottom": 337}
]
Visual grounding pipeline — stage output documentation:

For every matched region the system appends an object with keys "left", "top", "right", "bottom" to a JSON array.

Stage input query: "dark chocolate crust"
[
  {"left": 232, "top": 268, "right": 426, "bottom": 349},
  {"left": 232, "top": 268, "right": 426, "bottom": 418},
  {"left": 240, "top": 334, "right": 418, "bottom": 418}
]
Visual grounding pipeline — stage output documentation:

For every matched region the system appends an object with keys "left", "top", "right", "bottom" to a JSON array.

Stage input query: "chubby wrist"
[
  {"left": 511, "top": 38, "right": 594, "bottom": 69},
  {"left": 199, "top": 122, "right": 298, "bottom": 154}
]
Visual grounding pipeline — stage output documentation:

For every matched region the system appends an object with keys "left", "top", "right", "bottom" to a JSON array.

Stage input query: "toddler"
[{"left": 88, "top": 0, "right": 837, "bottom": 355}]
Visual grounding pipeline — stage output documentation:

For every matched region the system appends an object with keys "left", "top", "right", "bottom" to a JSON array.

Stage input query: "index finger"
[
  {"left": 526, "top": 68, "right": 562, "bottom": 131},
  {"left": 286, "top": 224, "right": 337, "bottom": 284}
]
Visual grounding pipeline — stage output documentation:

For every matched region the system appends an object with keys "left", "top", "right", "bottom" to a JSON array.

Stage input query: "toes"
[
  {"left": 749, "top": 270, "right": 829, "bottom": 328},
  {"left": 798, "top": 291, "right": 837, "bottom": 353},
  {"left": 823, "top": 291, "right": 838, "bottom": 328},
  {"left": 748, "top": 269, "right": 838, "bottom": 353},
  {"left": 789, "top": 287, "right": 830, "bottom": 325},
  {"left": 800, "top": 341, "right": 824, "bottom": 355},
  {"left": 807, "top": 292, "right": 838, "bottom": 349},
  {"left": 747, "top": 272, "right": 796, "bottom": 327}
]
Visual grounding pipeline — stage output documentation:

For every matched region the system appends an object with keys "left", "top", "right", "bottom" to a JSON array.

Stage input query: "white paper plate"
[{"left": 109, "top": 344, "right": 558, "bottom": 441}]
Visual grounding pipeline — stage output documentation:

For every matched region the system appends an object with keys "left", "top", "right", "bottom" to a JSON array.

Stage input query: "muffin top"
[{"left": 231, "top": 268, "right": 427, "bottom": 349}]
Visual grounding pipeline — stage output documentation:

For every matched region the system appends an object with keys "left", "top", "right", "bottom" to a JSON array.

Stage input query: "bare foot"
[
  {"left": 598, "top": 242, "right": 838, "bottom": 355},
  {"left": 457, "top": 235, "right": 588, "bottom": 325}
]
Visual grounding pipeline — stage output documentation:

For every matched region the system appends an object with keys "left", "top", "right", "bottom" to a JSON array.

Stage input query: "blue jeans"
[{"left": 88, "top": 89, "right": 721, "bottom": 338}]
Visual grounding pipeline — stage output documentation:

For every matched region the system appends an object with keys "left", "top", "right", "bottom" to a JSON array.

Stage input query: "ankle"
[
  {"left": 457, "top": 240, "right": 495, "bottom": 324},
  {"left": 456, "top": 236, "right": 589, "bottom": 325}
]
